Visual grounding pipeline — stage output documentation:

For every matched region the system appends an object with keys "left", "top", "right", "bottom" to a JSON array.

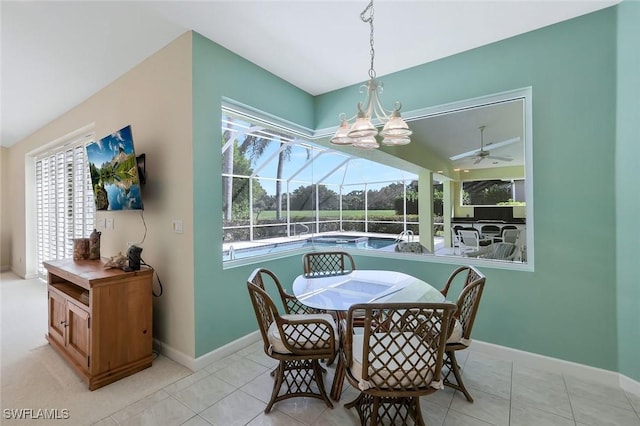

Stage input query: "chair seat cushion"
[
  {"left": 348, "top": 332, "right": 442, "bottom": 391},
  {"left": 267, "top": 313, "right": 337, "bottom": 354},
  {"left": 445, "top": 319, "right": 471, "bottom": 347}
]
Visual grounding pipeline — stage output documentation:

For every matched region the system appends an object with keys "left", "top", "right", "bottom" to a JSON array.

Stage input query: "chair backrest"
[
  {"left": 246, "top": 281, "right": 279, "bottom": 355},
  {"left": 480, "top": 224, "right": 500, "bottom": 236},
  {"left": 457, "top": 230, "right": 480, "bottom": 251},
  {"left": 395, "top": 241, "right": 430, "bottom": 254},
  {"left": 302, "top": 251, "right": 355, "bottom": 278},
  {"left": 447, "top": 267, "right": 486, "bottom": 342},
  {"left": 439, "top": 265, "right": 485, "bottom": 298},
  {"left": 247, "top": 281, "right": 336, "bottom": 357},
  {"left": 501, "top": 228, "right": 520, "bottom": 244},
  {"left": 248, "top": 267, "right": 315, "bottom": 314},
  {"left": 343, "top": 302, "right": 457, "bottom": 392},
  {"left": 500, "top": 225, "right": 517, "bottom": 236}
]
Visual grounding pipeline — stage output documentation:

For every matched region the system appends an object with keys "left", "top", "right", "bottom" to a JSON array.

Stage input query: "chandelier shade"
[{"left": 330, "top": 0, "right": 411, "bottom": 149}]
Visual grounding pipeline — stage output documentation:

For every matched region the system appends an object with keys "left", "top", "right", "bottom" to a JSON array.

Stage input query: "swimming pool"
[{"left": 223, "top": 234, "right": 397, "bottom": 261}]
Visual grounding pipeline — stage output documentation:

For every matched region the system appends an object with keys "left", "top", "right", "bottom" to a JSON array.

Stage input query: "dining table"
[{"left": 292, "top": 269, "right": 446, "bottom": 401}]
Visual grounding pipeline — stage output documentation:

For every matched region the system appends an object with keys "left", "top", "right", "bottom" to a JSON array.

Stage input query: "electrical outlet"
[{"left": 106, "top": 218, "right": 114, "bottom": 230}]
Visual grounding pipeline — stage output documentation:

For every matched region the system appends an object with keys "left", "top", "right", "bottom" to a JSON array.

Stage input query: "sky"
[{"left": 85, "top": 125, "right": 137, "bottom": 166}]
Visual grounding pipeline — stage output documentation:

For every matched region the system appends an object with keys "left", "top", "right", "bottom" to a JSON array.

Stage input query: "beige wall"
[
  {"left": 1, "top": 147, "right": 11, "bottom": 270},
  {"left": 5, "top": 32, "right": 196, "bottom": 358}
]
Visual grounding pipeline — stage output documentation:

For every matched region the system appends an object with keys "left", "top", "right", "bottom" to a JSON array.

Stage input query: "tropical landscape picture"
[{"left": 86, "top": 125, "right": 143, "bottom": 210}]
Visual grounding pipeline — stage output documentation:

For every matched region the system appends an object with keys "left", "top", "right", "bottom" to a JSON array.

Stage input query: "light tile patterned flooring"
[{"left": 93, "top": 341, "right": 640, "bottom": 426}]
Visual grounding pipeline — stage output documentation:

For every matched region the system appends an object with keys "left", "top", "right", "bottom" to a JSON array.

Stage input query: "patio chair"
[
  {"left": 342, "top": 302, "right": 457, "bottom": 426},
  {"left": 457, "top": 229, "right": 491, "bottom": 253},
  {"left": 480, "top": 224, "right": 501, "bottom": 239},
  {"left": 302, "top": 251, "right": 356, "bottom": 278},
  {"left": 465, "top": 242, "right": 518, "bottom": 261},
  {"left": 439, "top": 265, "right": 486, "bottom": 402},
  {"left": 247, "top": 281, "right": 337, "bottom": 412},
  {"left": 451, "top": 226, "right": 464, "bottom": 254},
  {"left": 395, "top": 241, "right": 430, "bottom": 254}
]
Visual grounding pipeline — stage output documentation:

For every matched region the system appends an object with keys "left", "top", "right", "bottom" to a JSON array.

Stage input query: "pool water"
[{"left": 224, "top": 235, "right": 397, "bottom": 261}]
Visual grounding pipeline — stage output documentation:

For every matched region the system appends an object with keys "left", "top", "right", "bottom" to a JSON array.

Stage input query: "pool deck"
[{"left": 223, "top": 231, "right": 450, "bottom": 253}]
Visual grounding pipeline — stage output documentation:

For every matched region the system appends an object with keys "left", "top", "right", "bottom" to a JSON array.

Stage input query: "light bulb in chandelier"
[
  {"left": 330, "top": 116, "right": 355, "bottom": 145},
  {"left": 379, "top": 108, "right": 412, "bottom": 139},
  {"left": 347, "top": 110, "right": 378, "bottom": 139},
  {"left": 351, "top": 135, "right": 379, "bottom": 149}
]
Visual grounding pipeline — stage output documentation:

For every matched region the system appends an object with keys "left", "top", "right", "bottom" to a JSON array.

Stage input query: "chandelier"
[{"left": 330, "top": 0, "right": 412, "bottom": 149}]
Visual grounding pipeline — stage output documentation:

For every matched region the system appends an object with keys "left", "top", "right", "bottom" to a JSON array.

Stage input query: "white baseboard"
[
  {"left": 620, "top": 373, "right": 640, "bottom": 396},
  {"left": 153, "top": 333, "right": 640, "bottom": 396},
  {"left": 153, "top": 332, "right": 261, "bottom": 372},
  {"left": 471, "top": 340, "right": 640, "bottom": 394}
]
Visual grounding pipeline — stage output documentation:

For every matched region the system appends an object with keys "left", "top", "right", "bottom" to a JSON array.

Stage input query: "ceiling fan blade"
[
  {"left": 485, "top": 136, "right": 521, "bottom": 150},
  {"left": 450, "top": 149, "right": 479, "bottom": 161},
  {"left": 449, "top": 136, "right": 520, "bottom": 161}
]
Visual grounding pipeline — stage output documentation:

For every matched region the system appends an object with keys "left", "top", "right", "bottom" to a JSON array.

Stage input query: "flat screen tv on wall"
[{"left": 86, "top": 125, "right": 144, "bottom": 211}]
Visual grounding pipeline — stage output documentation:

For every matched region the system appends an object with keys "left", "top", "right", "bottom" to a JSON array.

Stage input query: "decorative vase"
[
  {"left": 73, "top": 238, "right": 89, "bottom": 260},
  {"left": 89, "top": 228, "right": 102, "bottom": 260}
]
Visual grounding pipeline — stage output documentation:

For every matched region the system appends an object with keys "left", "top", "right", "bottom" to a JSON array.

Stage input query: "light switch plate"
[{"left": 172, "top": 220, "right": 183, "bottom": 234}]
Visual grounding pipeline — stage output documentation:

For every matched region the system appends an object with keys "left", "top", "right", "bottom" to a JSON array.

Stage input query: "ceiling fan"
[{"left": 449, "top": 125, "right": 519, "bottom": 164}]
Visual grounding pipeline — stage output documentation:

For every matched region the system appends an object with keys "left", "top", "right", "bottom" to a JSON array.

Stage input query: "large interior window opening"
[{"left": 221, "top": 107, "right": 418, "bottom": 262}]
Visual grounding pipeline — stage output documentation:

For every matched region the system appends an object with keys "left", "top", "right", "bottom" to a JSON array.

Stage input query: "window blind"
[{"left": 36, "top": 143, "right": 95, "bottom": 277}]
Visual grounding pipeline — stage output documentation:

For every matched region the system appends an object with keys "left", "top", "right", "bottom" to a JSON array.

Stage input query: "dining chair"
[
  {"left": 248, "top": 267, "right": 318, "bottom": 314},
  {"left": 439, "top": 265, "right": 487, "bottom": 402},
  {"left": 302, "top": 251, "right": 356, "bottom": 278},
  {"left": 341, "top": 302, "right": 457, "bottom": 426},
  {"left": 247, "top": 281, "right": 337, "bottom": 412}
]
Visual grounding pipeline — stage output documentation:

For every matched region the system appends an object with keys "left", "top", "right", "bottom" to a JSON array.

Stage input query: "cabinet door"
[
  {"left": 48, "top": 290, "right": 66, "bottom": 347},
  {"left": 66, "top": 300, "right": 91, "bottom": 372}
]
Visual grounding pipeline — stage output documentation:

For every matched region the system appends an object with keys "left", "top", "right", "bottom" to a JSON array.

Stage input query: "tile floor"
[{"left": 93, "top": 341, "right": 640, "bottom": 426}]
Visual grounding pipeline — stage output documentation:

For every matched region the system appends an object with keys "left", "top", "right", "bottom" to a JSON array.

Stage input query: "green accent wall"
[
  {"left": 616, "top": 0, "right": 640, "bottom": 382},
  {"left": 318, "top": 8, "right": 618, "bottom": 370},
  {"left": 192, "top": 32, "right": 315, "bottom": 356},
  {"left": 191, "top": 5, "right": 637, "bottom": 382}
]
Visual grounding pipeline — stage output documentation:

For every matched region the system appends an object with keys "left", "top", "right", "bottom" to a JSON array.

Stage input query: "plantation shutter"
[{"left": 36, "top": 141, "right": 95, "bottom": 278}]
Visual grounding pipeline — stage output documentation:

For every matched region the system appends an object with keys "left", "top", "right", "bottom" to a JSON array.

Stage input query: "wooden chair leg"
[
  {"left": 446, "top": 350, "right": 474, "bottom": 402},
  {"left": 312, "top": 360, "right": 334, "bottom": 409},
  {"left": 265, "top": 361, "right": 285, "bottom": 413},
  {"left": 411, "top": 396, "right": 426, "bottom": 426}
]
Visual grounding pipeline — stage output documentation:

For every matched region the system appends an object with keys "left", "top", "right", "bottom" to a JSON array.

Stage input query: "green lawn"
[{"left": 257, "top": 210, "right": 397, "bottom": 220}]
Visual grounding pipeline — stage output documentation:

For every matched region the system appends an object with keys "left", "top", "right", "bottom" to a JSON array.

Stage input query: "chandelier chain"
[
  {"left": 361, "top": 0, "right": 376, "bottom": 79},
  {"left": 330, "top": 0, "right": 411, "bottom": 148}
]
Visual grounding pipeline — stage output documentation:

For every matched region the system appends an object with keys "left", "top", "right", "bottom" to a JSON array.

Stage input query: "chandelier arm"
[{"left": 372, "top": 90, "right": 392, "bottom": 122}]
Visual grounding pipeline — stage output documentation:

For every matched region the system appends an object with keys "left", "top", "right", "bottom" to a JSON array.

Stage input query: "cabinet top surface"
[{"left": 44, "top": 258, "right": 153, "bottom": 283}]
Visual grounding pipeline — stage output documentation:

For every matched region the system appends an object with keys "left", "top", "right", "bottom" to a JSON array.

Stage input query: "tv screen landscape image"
[{"left": 86, "top": 125, "right": 143, "bottom": 210}]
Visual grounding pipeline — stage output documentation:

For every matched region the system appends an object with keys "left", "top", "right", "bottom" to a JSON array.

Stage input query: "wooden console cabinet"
[{"left": 44, "top": 258, "right": 153, "bottom": 390}]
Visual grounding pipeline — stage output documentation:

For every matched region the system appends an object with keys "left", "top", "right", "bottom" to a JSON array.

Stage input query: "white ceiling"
[{"left": 1, "top": 0, "right": 619, "bottom": 148}]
